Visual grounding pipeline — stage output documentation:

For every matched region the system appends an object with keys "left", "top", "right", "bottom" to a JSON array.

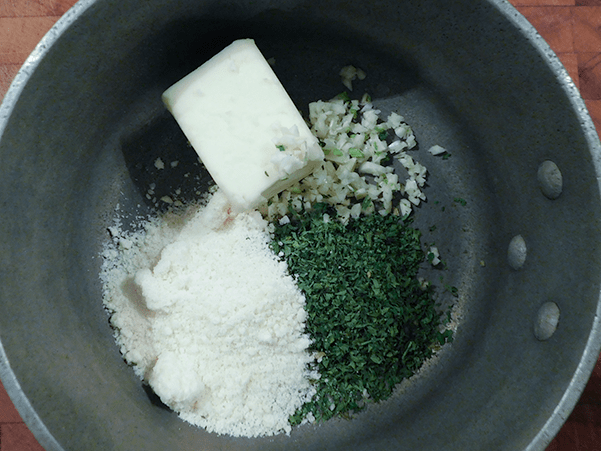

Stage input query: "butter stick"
[{"left": 162, "top": 39, "right": 323, "bottom": 211}]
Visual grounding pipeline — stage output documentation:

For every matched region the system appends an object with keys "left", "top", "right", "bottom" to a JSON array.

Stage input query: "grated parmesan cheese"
[{"left": 101, "top": 192, "right": 317, "bottom": 437}]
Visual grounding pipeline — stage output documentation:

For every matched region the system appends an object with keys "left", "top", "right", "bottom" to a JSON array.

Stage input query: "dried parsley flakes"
[{"left": 270, "top": 205, "right": 452, "bottom": 425}]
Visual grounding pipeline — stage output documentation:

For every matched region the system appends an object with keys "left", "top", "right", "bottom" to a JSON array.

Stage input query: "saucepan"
[{"left": 1, "top": 0, "right": 600, "bottom": 449}]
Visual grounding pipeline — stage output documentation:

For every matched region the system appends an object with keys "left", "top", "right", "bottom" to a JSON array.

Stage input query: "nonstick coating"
[{"left": 1, "top": 0, "right": 601, "bottom": 450}]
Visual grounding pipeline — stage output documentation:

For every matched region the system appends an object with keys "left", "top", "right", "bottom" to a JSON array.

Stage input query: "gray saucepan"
[{"left": 1, "top": 0, "right": 601, "bottom": 449}]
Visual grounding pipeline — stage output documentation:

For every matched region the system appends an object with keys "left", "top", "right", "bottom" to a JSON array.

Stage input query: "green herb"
[
  {"left": 374, "top": 127, "right": 389, "bottom": 141},
  {"left": 436, "top": 329, "right": 454, "bottom": 345},
  {"left": 453, "top": 198, "right": 467, "bottom": 206},
  {"left": 349, "top": 148, "right": 365, "bottom": 158},
  {"left": 276, "top": 144, "right": 286, "bottom": 152},
  {"left": 332, "top": 149, "right": 344, "bottom": 157},
  {"left": 335, "top": 91, "right": 351, "bottom": 102},
  {"left": 271, "top": 205, "right": 451, "bottom": 425},
  {"left": 361, "top": 196, "right": 372, "bottom": 211},
  {"left": 444, "top": 284, "right": 458, "bottom": 296},
  {"left": 442, "top": 153, "right": 451, "bottom": 160}
]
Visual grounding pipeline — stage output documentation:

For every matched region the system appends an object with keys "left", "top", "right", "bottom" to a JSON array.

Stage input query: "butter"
[{"left": 162, "top": 39, "right": 323, "bottom": 211}]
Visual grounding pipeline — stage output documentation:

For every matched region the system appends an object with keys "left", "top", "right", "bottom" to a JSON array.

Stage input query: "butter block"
[{"left": 162, "top": 39, "right": 323, "bottom": 211}]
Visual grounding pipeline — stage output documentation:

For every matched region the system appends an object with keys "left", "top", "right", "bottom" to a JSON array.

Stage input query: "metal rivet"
[
  {"left": 534, "top": 302, "right": 560, "bottom": 341},
  {"left": 537, "top": 160, "right": 563, "bottom": 200},
  {"left": 507, "top": 235, "right": 527, "bottom": 270}
]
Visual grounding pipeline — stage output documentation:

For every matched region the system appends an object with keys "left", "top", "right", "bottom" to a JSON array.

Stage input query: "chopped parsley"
[
  {"left": 349, "top": 148, "right": 365, "bottom": 158},
  {"left": 271, "top": 204, "right": 452, "bottom": 425}
]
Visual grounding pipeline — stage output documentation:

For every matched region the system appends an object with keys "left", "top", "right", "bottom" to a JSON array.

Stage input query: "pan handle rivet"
[
  {"left": 534, "top": 302, "right": 560, "bottom": 341},
  {"left": 537, "top": 160, "right": 563, "bottom": 200},
  {"left": 507, "top": 234, "right": 527, "bottom": 270}
]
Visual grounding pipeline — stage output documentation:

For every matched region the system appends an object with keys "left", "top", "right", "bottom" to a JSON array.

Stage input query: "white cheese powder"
[{"left": 100, "top": 191, "right": 316, "bottom": 437}]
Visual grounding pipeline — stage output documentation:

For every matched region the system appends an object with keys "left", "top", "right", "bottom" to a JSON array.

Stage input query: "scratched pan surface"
[{"left": 1, "top": 0, "right": 601, "bottom": 450}]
